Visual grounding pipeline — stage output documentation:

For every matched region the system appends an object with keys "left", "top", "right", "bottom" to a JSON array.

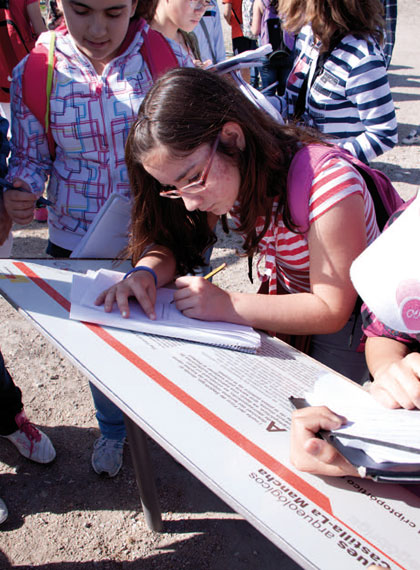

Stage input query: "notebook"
[
  {"left": 69, "top": 269, "right": 261, "bottom": 353},
  {"left": 70, "top": 193, "right": 131, "bottom": 259},
  {"left": 208, "top": 46, "right": 284, "bottom": 124}
]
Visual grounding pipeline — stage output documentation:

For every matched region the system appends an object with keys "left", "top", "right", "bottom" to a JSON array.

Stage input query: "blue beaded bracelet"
[{"left": 123, "top": 266, "right": 158, "bottom": 286}]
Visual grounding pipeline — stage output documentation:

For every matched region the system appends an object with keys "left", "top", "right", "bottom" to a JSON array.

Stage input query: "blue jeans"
[
  {"left": 89, "top": 243, "right": 214, "bottom": 439},
  {"left": 260, "top": 57, "right": 293, "bottom": 96},
  {"left": 89, "top": 383, "right": 126, "bottom": 440},
  {"left": 47, "top": 240, "right": 127, "bottom": 440}
]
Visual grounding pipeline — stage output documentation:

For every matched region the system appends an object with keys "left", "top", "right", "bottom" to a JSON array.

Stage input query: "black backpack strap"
[
  {"left": 352, "top": 165, "right": 389, "bottom": 231},
  {"left": 294, "top": 32, "right": 342, "bottom": 121},
  {"left": 231, "top": 7, "right": 242, "bottom": 26}
]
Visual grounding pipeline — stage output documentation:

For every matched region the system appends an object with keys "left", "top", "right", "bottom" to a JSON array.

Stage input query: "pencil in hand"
[
  {"left": 203, "top": 262, "right": 227, "bottom": 280},
  {"left": 170, "top": 263, "right": 227, "bottom": 305}
]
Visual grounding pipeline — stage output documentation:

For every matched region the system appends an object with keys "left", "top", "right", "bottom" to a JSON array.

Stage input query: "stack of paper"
[
  {"left": 207, "top": 44, "right": 272, "bottom": 73},
  {"left": 304, "top": 375, "right": 420, "bottom": 476},
  {"left": 70, "top": 269, "right": 261, "bottom": 352}
]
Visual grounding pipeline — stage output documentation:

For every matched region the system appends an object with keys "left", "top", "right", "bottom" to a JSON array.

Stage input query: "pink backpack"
[
  {"left": 287, "top": 144, "right": 404, "bottom": 234},
  {"left": 0, "top": 6, "right": 35, "bottom": 102},
  {"left": 21, "top": 19, "right": 179, "bottom": 159}
]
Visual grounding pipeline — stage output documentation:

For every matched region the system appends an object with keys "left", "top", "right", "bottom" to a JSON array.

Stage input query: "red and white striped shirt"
[{"left": 230, "top": 157, "right": 380, "bottom": 294}]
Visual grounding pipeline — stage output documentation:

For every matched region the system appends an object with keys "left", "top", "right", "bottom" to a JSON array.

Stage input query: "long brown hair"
[
  {"left": 134, "top": 0, "right": 158, "bottom": 21},
  {"left": 125, "top": 68, "right": 324, "bottom": 271},
  {"left": 278, "top": 0, "right": 384, "bottom": 51}
]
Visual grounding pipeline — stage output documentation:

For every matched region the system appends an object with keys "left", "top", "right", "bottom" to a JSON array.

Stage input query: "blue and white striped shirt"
[
  {"left": 381, "top": 0, "right": 397, "bottom": 68},
  {"left": 280, "top": 25, "right": 398, "bottom": 164}
]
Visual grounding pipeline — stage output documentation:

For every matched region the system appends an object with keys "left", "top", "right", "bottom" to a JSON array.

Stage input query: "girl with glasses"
[
  {"left": 151, "top": 0, "right": 212, "bottom": 64},
  {"left": 97, "top": 67, "right": 381, "bottom": 384}
]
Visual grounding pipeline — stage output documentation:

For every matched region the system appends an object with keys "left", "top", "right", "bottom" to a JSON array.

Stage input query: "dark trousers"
[{"left": 0, "top": 350, "right": 23, "bottom": 435}]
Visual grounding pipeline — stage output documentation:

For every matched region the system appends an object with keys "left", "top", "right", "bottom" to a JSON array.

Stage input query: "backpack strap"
[
  {"left": 231, "top": 7, "right": 242, "bottom": 27},
  {"left": 199, "top": 19, "right": 217, "bottom": 64},
  {"left": 22, "top": 31, "right": 56, "bottom": 159},
  {"left": 287, "top": 143, "right": 404, "bottom": 235},
  {"left": 21, "top": 23, "right": 179, "bottom": 161},
  {"left": 287, "top": 143, "right": 338, "bottom": 234},
  {"left": 294, "top": 32, "right": 342, "bottom": 121},
  {"left": 140, "top": 27, "right": 179, "bottom": 80},
  {"left": 123, "top": 19, "right": 179, "bottom": 79}
]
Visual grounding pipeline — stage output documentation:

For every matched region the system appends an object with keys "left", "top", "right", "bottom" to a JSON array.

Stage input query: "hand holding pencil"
[{"left": 173, "top": 262, "right": 229, "bottom": 320}]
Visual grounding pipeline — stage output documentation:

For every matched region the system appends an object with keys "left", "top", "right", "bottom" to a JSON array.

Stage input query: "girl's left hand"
[
  {"left": 290, "top": 406, "right": 359, "bottom": 477},
  {"left": 173, "top": 275, "right": 230, "bottom": 320}
]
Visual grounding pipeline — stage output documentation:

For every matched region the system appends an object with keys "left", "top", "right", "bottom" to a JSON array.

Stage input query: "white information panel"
[{"left": 0, "top": 259, "right": 419, "bottom": 570}]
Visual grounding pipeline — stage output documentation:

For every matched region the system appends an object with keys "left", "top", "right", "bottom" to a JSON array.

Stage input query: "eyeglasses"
[
  {"left": 189, "top": 0, "right": 212, "bottom": 10},
  {"left": 159, "top": 133, "right": 220, "bottom": 199}
]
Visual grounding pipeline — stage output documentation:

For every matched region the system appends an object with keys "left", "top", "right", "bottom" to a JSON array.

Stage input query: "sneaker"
[
  {"left": 401, "top": 129, "right": 420, "bottom": 145},
  {"left": 0, "top": 498, "right": 7, "bottom": 525},
  {"left": 2, "top": 410, "right": 56, "bottom": 464},
  {"left": 91, "top": 436, "right": 124, "bottom": 477}
]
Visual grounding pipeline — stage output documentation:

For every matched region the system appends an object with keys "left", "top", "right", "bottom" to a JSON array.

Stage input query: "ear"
[
  {"left": 220, "top": 122, "right": 246, "bottom": 151},
  {"left": 131, "top": 0, "right": 139, "bottom": 18}
]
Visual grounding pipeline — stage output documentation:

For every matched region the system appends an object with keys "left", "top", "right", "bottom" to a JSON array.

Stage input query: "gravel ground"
[{"left": 1, "top": 1, "right": 420, "bottom": 568}]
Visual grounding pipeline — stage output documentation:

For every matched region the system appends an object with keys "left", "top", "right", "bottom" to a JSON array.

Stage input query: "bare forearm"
[
  {"left": 0, "top": 193, "right": 12, "bottom": 245},
  {"left": 135, "top": 246, "right": 177, "bottom": 287},
  {"left": 27, "top": 2, "right": 47, "bottom": 36},
  {"left": 365, "top": 336, "right": 410, "bottom": 378},
  {"left": 225, "top": 289, "right": 355, "bottom": 335}
]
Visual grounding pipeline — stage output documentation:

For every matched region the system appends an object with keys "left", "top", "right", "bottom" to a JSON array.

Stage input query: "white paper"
[
  {"left": 70, "top": 269, "right": 261, "bottom": 352},
  {"left": 350, "top": 190, "right": 420, "bottom": 334},
  {"left": 337, "top": 436, "right": 420, "bottom": 464},
  {"left": 230, "top": 71, "right": 284, "bottom": 123},
  {"left": 305, "top": 374, "right": 420, "bottom": 463},
  {"left": 207, "top": 45, "right": 273, "bottom": 73}
]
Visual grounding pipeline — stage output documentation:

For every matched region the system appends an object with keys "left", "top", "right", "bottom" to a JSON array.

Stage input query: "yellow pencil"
[
  {"left": 203, "top": 262, "right": 227, "bottom": 280},
  {"left": 170, "top": 262, "right": 227, "bottom": 304}
]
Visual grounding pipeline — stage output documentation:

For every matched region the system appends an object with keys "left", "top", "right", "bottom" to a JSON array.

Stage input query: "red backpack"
[
  {"left": 287, "top": 143, "right": 404, "bottom": 234},
  {"left": 0, "top": 6, "right": 35, "bottom": 102},
  {"left": 21, "top": 19, "right": 179, "bottom": 158}
]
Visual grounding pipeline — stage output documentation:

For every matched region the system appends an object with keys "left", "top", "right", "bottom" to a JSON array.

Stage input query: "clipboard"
[{"left": 289, "top": 397, "right": 420, "bottom": 484}]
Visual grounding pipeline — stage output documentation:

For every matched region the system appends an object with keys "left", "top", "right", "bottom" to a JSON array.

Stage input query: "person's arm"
[
  {"left": 223, "top": 1, "right": 232, "bottom": 25},
  {"left": 27, "top": 1, "right": 47, "bottom": 37},
  {"left": 0, "top": 193, "right": 12, "bottom": 245},
  {"left": 290, "top": 406, "right": 359, "bottom": 477},
  {"left": 95, "top": 246, "right": 177, "bottom": 320},
  {"left": 251, "top": 0, "right": 262, "bottom": 37},
  {"left": 5, "top": 56, "right": 53, "bottom": 223},
  {"left": 174, "top": 192, "right": 366, "bottom": 335},
  {"left": 339, "top": 51, "right": 398, "bottom": 162},
  {"left": 3, "top": 182, "right": 38, "bottom": 225},
  {"left": 365, "top": 336, "right": 420, "bottom": 409},
  {"left": 96, "top": 211, "right": 218, "bottom": 318}
]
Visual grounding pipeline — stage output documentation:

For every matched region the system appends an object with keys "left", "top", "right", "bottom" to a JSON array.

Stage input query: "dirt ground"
[{"left": 1, "top": 1, "right": 420, "bottom": 568}]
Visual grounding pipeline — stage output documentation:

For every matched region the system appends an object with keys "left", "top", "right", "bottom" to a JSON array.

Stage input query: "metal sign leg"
[{"left": 123, "top": 413, "right": 164, "bottom": 532}]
